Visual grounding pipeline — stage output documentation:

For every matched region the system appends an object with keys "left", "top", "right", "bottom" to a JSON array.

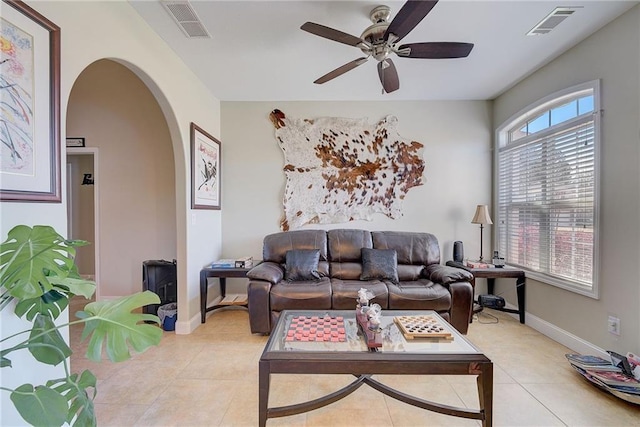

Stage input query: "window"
[{"left": 496, "top": 81, "right": 600, "bottom": 297}]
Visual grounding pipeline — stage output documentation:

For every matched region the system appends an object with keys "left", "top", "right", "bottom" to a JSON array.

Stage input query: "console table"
[
  {"left": 446, "top": 261, "right": 526, "bottom": 324},
  {"left": 200, "top": 264, "right": 256, "bottom": 323}
]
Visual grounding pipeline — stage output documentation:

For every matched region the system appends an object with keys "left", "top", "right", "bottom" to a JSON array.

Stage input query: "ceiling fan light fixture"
[{"left": 301, "top": 0, "right": 472, "bottom": 93}]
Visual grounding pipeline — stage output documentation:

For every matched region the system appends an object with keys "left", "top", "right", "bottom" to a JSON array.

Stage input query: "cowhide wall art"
[{"left": 269, "top": 109, "right": 425, "bottom": 231}]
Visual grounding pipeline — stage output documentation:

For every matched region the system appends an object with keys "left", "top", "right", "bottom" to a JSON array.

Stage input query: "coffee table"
[{"left": 259, "top": 309, "right": 493, "bottom": 426}]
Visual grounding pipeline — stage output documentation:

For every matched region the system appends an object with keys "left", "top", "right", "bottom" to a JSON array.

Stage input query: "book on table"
[
  {"left": 211, "top": 259, "right": 235, "bottom": 268},
  {"left": 564, "top": 353, "right": 622, "bottom": 372},
  {"left": 585, "top": 369, "right": 640, "bottom": 389}
]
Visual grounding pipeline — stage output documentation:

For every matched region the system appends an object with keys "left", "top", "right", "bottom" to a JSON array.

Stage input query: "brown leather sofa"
[{"left": 246, "top": 229, "right": 474, "bottom": 334}]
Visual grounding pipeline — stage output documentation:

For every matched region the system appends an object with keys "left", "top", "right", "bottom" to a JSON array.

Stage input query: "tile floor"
[{"left": 69, "top": 303, "right": 640, "bottom": 426}]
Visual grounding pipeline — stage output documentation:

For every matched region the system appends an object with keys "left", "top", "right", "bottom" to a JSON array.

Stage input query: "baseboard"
[
  {"left": 175, "top": 311, "right": 201, "bottom": 335},
  {"left": 498, "top": 302, "right": 608, "bottom": 359}
]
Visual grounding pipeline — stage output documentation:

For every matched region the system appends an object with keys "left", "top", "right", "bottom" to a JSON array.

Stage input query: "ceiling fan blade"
[
  {"left": 314, "top": 57, "right": 369, "bottom": 84},
  {"left": 377, "top": 59, "right": 400, "bottom": 93},
  {"left": 397, "top": 42, "right": 474, "bottom": 59},
  {"left": 301, "top": 22, "right": 364, "bottom": 47},
  {"left": 384, "top": 0, "right": 439, "bottom": 43}
]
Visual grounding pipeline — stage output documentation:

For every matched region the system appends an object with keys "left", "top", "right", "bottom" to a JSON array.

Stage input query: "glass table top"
[{"left": 265, "top": 310, "right": 481, "bottom": 354}]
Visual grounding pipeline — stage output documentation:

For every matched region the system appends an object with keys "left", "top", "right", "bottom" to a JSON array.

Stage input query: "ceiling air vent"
[
  {"left": 527, "top": 7, "right": 582, "bottom": 36},
  {"left": 162, "top": 0, "right": 210, "bottom": 38}
]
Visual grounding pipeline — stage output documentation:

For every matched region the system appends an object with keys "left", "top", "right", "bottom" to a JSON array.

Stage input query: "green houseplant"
[{"left": 0, "top": 225, "right": 163, "bottom": 426}]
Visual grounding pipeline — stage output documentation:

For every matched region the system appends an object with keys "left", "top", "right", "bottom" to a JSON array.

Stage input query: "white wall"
[
  {"left": 1, "top": 1, "right": 221, "bottom": 423},
  {"left": 493, "top": 6, "right": 640, "bottom": 354},
  {"left": 220, "top": 101, "right": 493, "bottom": 294}
]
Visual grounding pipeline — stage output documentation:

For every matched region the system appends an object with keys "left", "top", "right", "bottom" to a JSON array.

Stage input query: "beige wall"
[
  {"left": 67, "top": 59, "right": 177, "bottom": 298},
  {"left": 493, "top": 6, "right": 640, "bottom": 354},
  {"left": 0, "top": 1, "right": 221, "bottom": 423},
  {"left": 220, "top": 101, "right": 493, "bottom": 293}
]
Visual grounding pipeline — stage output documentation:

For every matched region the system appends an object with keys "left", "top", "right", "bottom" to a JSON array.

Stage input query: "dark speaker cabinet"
[{"left": 142, "top": 260, "right": 177, "bottom": 315}]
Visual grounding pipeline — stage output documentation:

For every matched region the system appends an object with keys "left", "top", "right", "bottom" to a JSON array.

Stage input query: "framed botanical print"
[
  {"left": 0, "top": 0, "right": 61, "bottom": 202},
  {"left": 191, "top": 122, "right": 221, "bottom": 210}
]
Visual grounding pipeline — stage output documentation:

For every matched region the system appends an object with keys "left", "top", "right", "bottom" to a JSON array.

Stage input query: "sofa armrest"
[
  {"left": 247, "top": 261, "right": 284, "bottom": 284},
  {"left": 426, "top": 264, "right": 473, "bottom": 285},
  {"left": 447, "top": 281, "right": 473, "bottom": 334},
  {"left": 426, "top": 264, "right": 473, "bottom": 334},
  {"left": 247, "top": 262, "right": 283, "bottom": 334}
]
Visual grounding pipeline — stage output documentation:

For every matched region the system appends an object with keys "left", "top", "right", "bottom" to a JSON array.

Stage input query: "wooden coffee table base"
[{"left": 258, "top": 358, "right": 493, "bottom": 426}]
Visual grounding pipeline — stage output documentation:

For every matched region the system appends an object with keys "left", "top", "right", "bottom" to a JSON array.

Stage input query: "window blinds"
[{"left": 497, "top": 115, "right": 595, "bottom": 286}]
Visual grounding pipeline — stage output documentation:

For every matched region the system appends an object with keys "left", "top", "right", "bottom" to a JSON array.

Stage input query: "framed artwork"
[
  {"left": 66, "top": 137, "right": 85, "bottom": 148},
  {"left": 191, "top": 122, "right": 221, "bottom": 210},
  {"left": 0, "top": 0, "right": 61, "bottom": 202}
]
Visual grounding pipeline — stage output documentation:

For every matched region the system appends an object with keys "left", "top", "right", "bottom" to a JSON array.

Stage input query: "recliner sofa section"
[{"left": 246, "top": 229, "right": 473, "bottom": 334}]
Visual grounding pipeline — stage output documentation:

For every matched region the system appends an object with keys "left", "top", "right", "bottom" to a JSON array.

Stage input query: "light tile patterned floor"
[{"left": 69, "top": 302, "right": 640, "bottom": 426}]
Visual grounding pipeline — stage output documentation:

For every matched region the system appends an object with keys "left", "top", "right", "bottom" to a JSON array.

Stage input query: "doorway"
[{"left": 66, "top": 148, "right": 100, "bottom": 300}]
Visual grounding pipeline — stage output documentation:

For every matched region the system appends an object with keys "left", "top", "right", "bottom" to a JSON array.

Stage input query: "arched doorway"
[{"left": 66, "top": 59, "right": 177, "bottom": 301}]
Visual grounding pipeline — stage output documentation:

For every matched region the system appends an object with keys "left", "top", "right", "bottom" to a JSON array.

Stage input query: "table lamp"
[{"left": 471, "top": 204, "right": 493, "bottom": 261}]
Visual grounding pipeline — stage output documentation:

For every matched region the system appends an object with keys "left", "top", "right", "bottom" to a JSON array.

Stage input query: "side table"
[
  {"left": 446, "top": 261, "right": 526, "bottom": 324},
  {"left": 200, "top": 264, "right": 257, "bottom": 323}
]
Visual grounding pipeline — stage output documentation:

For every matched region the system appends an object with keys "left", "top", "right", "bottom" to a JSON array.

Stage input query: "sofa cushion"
[
  {"left": 331, "top": 278, "right": 388, "bottom": 309},
  {"left": 329, "top": 229, "right": 372, "bottom": 280},
  {"left": 270, "top": 277, "right": 332, "bottom": 311},
  {"left": 284, "top": 249, "right": 320, "bottom": 281},
  {"left": 263, "top": 230, "right": 327, "bottom": 264},
  {"left": 372, "top": 231, "right": 440, "bottom": 266},
  {"left": 360, "top": 248, "right": 399, "bottom": 284},
  {"left": 387, "top": 279, "right": 452, "bottom": 310}
]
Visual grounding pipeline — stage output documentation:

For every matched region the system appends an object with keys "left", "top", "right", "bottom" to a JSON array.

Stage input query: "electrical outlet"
[{"left": 607, "top": 316, "right": 621, "bottom": 336}]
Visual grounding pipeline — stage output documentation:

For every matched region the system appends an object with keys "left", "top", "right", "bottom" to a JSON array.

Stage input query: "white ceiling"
[{"left": 129, "top": 0, "right": 638, "bottom": 101}]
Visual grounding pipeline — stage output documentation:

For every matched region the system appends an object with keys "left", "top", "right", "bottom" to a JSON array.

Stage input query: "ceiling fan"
[{"left": 301, "top": 0, "right": 474, "bottom": 94}]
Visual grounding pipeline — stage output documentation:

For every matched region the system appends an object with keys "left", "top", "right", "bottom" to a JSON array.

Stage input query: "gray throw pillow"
[
  {"left": 284, "top": 249, "right": 321, "bottom": 281},
  {"left": 360, "top": 248, "right": 399, "bottom": 284}
]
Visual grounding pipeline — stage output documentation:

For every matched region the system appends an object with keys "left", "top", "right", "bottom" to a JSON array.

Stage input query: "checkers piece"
[{"left": 393, "top": 315, "right": 454, "bottom": 340}]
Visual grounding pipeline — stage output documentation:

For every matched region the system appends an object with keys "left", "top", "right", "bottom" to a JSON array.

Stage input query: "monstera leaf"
[
  {"left": 15, "top": 290, "right": 69, "bottom": 322},
  {"left": 27, "top": 313, "right": 73, "bottom": 366},
  {"left": 48, "top": 370, "right": 97, "bottom": 427},
  {"left": 9, "top": 384, "right": 68, "bottom": 427},
  {"left": 76, "top": 291, "right": 162, "bottom": 362},
  {"left": 0, "top": 225, "right": 88, "bottom": 300}
]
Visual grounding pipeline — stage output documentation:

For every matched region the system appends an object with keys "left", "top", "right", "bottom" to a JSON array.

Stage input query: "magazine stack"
[{"left": 566, "top": 352, "right": 640, "bottom": 405}]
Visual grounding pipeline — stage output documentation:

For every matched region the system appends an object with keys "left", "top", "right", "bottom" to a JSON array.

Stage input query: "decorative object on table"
[
  {"left": 367, "top": 303, "right": 382, "bottom": 330},
  {"left": 492, "top": 250, "right": 505, "bottom": 267},
  {"left": 190, "top": 122, "right": 221, "bottom": 210},
  {"left": 66, "top": 137, "right": 85, "bottom": 148},
  {"left": 465, "top": 260, "right": 492, "bottom": 268},
  {"left": 1, "top": 1, "right": 61, "bottom": 203},
  {"left": 453, "top": 241, "right": 464, "bottom": 262},
  {"left": 269, "top": 109, "right": 424, "bottom": 231},
  {"left": 299, "top": 1, "right": 474, "bottom": 94},
  {"left": 393, "top": 315, "right": 453, "bottom": 340},
  {"left": 234, "top": 256, "right": 254, "bottom": 268},
  {"left": 354, "top": 289, "right": 382, "bottom": 348},
  {"left": 471, "top": 204, "right": 493, "bottom": 261}
]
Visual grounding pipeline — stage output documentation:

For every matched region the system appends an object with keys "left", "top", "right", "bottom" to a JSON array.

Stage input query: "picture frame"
[
  {"left": 66, "top": 137, "right": 85, "bottom": 148},
  {"left": 0, "top": 0, "right": 61, "bottom": 202},
  {"left": 191, "top": 122, "right": 221, "bottom": 210}
]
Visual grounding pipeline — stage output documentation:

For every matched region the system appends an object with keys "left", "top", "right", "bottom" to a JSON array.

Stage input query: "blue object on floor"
[{"left": 158, "top": 303, "right": 177, "bottom": 331}]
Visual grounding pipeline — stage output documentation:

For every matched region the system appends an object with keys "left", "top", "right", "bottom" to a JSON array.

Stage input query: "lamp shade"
[{"left": 471, "top": 205, "right": 493, "bottom": 225}]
